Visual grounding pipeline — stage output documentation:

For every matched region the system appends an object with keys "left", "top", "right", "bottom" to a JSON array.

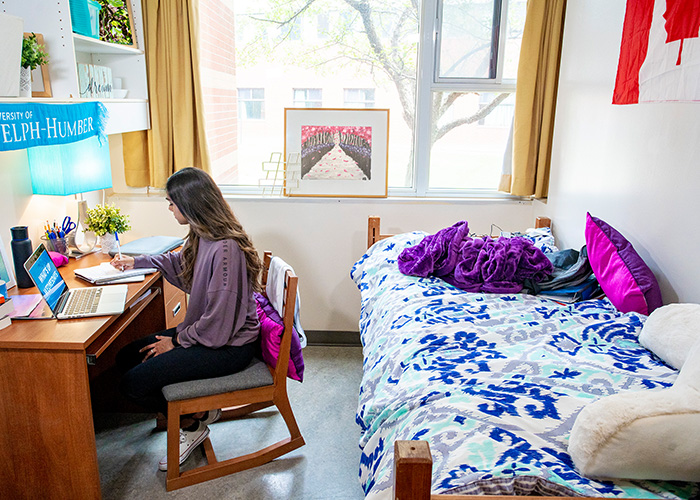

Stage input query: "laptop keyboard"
[{"left": 64, "top": 288, "right": 102, "bottom": 316}]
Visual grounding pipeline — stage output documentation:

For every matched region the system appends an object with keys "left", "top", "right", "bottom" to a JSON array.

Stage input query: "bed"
[{"left": 351, "top": 217, "right": 699, "bottom": 500}]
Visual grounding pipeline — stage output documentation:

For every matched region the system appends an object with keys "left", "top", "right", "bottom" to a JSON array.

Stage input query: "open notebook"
[{"left": 74, "top": 262, "right": 158, "bottom": 285}]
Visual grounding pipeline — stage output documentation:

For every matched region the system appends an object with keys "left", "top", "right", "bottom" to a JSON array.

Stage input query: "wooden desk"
[{"left": 0, "top": 252, "right": 183, "bottom": 499}]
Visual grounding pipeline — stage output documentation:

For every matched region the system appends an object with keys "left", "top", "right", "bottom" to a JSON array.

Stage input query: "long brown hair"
[{"left": 166, "top": 167, "right": 262, "bottom": 291}]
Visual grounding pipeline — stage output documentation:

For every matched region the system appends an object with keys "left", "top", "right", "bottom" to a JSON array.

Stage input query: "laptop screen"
[{"left": 24, "top": 244, "right": 68, "bottom": 313}]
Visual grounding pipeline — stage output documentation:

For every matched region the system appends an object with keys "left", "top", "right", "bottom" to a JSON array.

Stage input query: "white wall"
[
  {"left": 538, "top": 1, "right": 700, "bottom": 305},
  {"left": 113, "top": 194, "right": 534, "bottom": 331}
]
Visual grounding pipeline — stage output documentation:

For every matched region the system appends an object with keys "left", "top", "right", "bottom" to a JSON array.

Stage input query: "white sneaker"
[
  {"left": 201, "top": 409, "right": 222, "bottom": 425},
  {"left": 158, "top": 421, "right": 210, "bottom": 471}
]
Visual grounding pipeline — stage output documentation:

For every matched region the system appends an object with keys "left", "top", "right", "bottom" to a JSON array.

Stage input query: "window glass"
[
  {"left": 238, "top": 88, "right": 265, "bottom": 120},
  {"left": 344, "top": 88, "right": 376, "bottom": 108},
  {"left": 503, "top": 0, "right": 526, "bottom": 80},
  {"left": 437, "top": 0, "right": 500, "bottom": 80},
  {"left": 293, "top": 88, "right": 323, "bottom": 108},
  {"left": 428, "top": 91, "right": 514, "bottom": 190},
  {"left": 198, "top": 0, "right": 523, "bottom": 193}
]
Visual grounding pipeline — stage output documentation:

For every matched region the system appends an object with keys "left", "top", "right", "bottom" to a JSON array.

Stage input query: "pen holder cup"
[{"left": 41, "top": 236, "right": 70, "bottom": 257}]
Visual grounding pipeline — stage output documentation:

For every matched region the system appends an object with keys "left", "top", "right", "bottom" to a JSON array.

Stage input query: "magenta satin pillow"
[
  {"left": 255, "top": 293, "right": 304, "bottom": 382},
  {"left": 585, "top": 213, "right": 662, "bottom": 315}
]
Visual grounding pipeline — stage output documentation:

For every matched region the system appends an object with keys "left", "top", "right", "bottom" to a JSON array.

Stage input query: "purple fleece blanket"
[{"left": 398, "top": 221, "right": 553, "bottom": 293}]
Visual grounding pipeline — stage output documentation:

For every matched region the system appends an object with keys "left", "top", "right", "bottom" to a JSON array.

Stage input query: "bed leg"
[{"left": 394, "top": 440, "right": 433, "bottom": 500}]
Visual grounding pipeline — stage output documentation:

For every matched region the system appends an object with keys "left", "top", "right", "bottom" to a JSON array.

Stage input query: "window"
[
  {"left": 238, "top": 88, "right": 265, "bottom": 120},
  {"left": 199, "top": 0, "right": 525, "bottom": 194},
  {"left": 293, "top": 88, "right": 322, "bottom": 108},
  {"left": 344, "top": 88, "right": 376, "bottom": 108},
  {"left": 413, "top": 0, "right": 524, "bottom": 195}
]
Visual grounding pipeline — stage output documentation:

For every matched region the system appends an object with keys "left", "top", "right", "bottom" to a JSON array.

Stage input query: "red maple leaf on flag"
[{"left": 663, "top": 0, "right": 700, "bottom": 65}]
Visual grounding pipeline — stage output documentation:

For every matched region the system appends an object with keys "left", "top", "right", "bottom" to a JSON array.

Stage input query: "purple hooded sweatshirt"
[{"left": 134, "top": 238, "right": 260, "bottom": 348}]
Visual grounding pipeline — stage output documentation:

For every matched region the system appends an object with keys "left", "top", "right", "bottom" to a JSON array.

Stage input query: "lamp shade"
[{"left": 27, "top": 135, "right": 112, "bottom": 195}]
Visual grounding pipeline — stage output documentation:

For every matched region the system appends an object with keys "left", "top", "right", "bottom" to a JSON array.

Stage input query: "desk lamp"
[{"left": 27, "top": 135, "right": 112, "bottom": 254}]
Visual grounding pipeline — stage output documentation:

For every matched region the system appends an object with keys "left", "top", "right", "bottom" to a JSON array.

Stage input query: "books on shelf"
[
  {"left": 74, "top": 262, "right": 158, "bottom": 285},
  {"left": 78, "top": 63, "right": 113, "bottom": 98}
]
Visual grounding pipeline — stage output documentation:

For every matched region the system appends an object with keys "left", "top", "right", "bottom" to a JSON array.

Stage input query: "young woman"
[{"left": 111, "top": 167, "right": 262, "bottom": 471}]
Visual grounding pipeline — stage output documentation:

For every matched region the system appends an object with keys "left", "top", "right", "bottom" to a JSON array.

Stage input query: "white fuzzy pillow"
[
  {"left": 639, "top": 303, "right": 700, "bottom": 369},
  {"left": 568, "top": 336, "right": 700, "bottom": 482}
]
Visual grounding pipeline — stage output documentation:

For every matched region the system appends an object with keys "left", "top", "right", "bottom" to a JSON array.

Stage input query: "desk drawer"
[{"left": 164, "top": 281, "right": 187, "bottom": 329}]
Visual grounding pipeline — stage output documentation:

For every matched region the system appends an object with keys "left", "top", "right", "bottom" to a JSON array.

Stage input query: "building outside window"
[
  {"left": 238, "top": 88, "right": 265, "bottom": 120},
  {"left": 199, "top": 0, "right": 525, "bottom": 194}
]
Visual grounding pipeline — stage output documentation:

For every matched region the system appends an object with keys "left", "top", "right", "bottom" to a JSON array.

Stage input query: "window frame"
[
  {"left": 217, "top": 0, "right": 523, "bottom": 200},
  {"left": 406, "top": 0, "right": 517, "bottom": 198}
]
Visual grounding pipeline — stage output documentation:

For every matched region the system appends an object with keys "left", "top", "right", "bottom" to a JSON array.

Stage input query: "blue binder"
[{"left": 109, "top": 236, "right": 184, "bottom": 256}]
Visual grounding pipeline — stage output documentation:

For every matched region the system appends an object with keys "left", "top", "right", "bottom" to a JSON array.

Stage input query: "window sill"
[{"left": 111, "top": 188, "right": 531, "bottom": 204}]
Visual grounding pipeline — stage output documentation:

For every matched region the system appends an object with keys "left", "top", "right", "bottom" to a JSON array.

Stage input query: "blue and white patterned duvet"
[{"left": 351, "top": 232, "right": 698, "bottom": 500}]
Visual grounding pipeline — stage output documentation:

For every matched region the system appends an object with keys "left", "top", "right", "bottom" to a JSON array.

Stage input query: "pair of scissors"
[{"left": 62, "top": 216, "right": 77, "bottom": 235}]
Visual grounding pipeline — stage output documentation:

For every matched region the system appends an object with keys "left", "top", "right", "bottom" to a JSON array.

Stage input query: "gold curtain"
[
  {"left": 500, "top": 0, "right": 567, "bottom": 198},
  {"left": 122, "top": 0, "right": 211, "bottom": 188}
]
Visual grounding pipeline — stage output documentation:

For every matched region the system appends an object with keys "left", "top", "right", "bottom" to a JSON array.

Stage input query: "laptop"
[{"left": 23, "top": 244, "right": 128, "bottom": 319}]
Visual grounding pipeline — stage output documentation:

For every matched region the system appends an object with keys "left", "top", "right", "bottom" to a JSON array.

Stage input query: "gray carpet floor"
[{"left": 94, "top": 345, "right": 365, "bottom": 499}]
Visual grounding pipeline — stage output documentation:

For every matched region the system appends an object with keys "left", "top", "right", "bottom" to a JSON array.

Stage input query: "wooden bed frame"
[
  {"left": 368, "top": 215, "right": 552, "bottom": 249},
  {"left": 365, "top": 216, "right": 622, "bottom": 500},
  {"left": 393, "top": 440, "right": 610, "bottom": 500}
]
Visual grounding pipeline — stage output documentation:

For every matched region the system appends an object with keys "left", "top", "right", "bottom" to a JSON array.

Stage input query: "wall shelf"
[
  {"left": 1, "top": 0, "right": 150, "bottom": 134},
  {"left": 73, "top": 34, "right": 143, "bottom": 55}
]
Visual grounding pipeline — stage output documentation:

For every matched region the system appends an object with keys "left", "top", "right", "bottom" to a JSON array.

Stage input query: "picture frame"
[
  {"left": 98, "top": 0, "right": 136, "bottom": 48},
  {"left": 24, "top": 33, "right": 52, "bottom": 98},
  {"left": 0, "top": 234, "right": 16, "bottom": 289},
  {"left": 284, "top": 108, "right": 389, "bottom": 198}
]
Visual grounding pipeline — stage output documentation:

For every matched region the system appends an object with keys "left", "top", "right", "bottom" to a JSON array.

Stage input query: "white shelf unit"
[{"left": 0, "top": 0, "right": 150, "bottom": 134}]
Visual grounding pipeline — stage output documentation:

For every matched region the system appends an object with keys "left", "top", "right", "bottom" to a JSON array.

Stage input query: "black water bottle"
[{"left": 10, "top": 226, "right": 34, "bottom": 288}]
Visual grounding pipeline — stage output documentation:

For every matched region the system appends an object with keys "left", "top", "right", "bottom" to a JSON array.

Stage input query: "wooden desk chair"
[{"left": 161, "top": 251, "right": 305, "bottom": 491}]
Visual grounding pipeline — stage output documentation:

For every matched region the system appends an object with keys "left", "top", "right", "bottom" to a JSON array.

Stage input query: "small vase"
[
  {"left": 100, "top": 233, "right": 117, "bottom": 255},
  {"left": 19, "top": 66, "right": 32, "bottom": 98},
  {"left": 68, "top": 200, "right": 97, "bottom": 254}
]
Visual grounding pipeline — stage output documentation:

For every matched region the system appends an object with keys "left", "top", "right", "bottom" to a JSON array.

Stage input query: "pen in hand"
[{"left": 115, "top": 232, "right": 123, "bottom": 269}]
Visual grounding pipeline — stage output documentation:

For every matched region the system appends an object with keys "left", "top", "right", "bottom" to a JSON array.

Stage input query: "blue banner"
[{"left": 0, "top": 102, "right": 108, "bottom": 152}]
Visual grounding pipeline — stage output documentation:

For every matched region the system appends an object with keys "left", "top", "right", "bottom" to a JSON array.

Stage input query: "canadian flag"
[{"left": 613, "top": 0, "right": 700, "bottom": 104}]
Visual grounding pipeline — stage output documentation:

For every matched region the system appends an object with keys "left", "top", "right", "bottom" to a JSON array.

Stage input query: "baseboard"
[{"left": 306, "top": 330, "right": 361, "bottom": 346}]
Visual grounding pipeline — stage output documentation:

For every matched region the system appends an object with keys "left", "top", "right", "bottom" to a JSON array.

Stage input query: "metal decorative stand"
[{"left": 259, "top": 152, "right": 301, "bottom": 196}]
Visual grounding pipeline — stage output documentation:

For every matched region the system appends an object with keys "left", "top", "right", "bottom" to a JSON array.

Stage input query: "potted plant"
[
  {"left": 84, "top": 203, "right": 131, "bottom": 254},
  {"left": 20, "top": 32, "right": 49, "bottom": 97}
]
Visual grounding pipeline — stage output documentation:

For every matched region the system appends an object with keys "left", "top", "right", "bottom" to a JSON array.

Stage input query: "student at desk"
[{"left": 110, "top": 167, "right": 262, "bottom": 471}]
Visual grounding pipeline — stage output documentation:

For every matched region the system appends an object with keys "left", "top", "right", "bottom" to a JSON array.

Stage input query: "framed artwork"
[
  {"left": 97, "top": 0, "right": 136, "bottom": 47},
  {"left": 284, "top": 108, "right": 389, "bottom": 197},
  {"left": 24, "top": 33, "right": 52, "bottom": 98},
  {"left": 0, "top": 234, "right": 16, "bottom": 289}
]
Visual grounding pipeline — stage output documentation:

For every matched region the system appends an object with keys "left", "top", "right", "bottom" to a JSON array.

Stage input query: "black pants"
[{"left": 116, "top": 328, "right": 256, "bottom": 415}]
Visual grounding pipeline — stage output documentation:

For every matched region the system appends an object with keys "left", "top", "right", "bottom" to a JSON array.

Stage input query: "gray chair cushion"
[{"left": 162, "top": 359, "right": 274, "bottom": 402}]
